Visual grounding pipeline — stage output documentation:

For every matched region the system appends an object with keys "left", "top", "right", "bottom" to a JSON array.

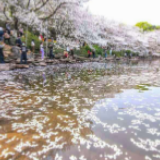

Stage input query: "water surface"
[{"left": 0, "top": 61, "right": 160, "bottom": 160}]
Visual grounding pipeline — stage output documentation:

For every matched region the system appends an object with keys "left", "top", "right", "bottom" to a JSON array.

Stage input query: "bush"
[
  {"left": 84, "top": 45, "right": 91, "bottom": 52},
  {"left": 77, "top": 44, "right": 104, "bottom": 57},
  {"left": 54, "top": 48, "right": 64, "bottom": 54},
  {"left": 112, "top": 51, "right": 121, "bottom": 57},
  {"left": 111, "top": 50, "right": 139, "bottom": 57},
  {"left": 135, "top": 22, "right": 160, "bottom": 32},
  {"left": 79, "top": 47, "right": 89, "bottom": 57},
  {"left": 93, "top": 45, "right": 103, "bottom": 56},
  {"left": 74, "top": 45, "right": 91, "bottom": 57},
  {"left": 21, "top": 31, "right": 41, "bottom": 51}
]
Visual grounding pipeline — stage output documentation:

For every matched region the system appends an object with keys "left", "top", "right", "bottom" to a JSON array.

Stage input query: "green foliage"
[
  {"left": 74, "top": 44, "right": 140, "bottom": 58},
  {"left": 156, "top": 26, "right": 160, "bottom": 29},
  {"left": 135, "top": 22, "right": 160, "bottom": 32},
  {"left": 78, "top": 44, "right": 104, "bottom": 57},
  {"left": 54, "top": 48, "right": 64, "bottom": 54},
  {"left": 93, "top": 45, "right": 103, "bottom": 55},
  {"left": 47, "top": 42, "right": 140, "bottom": 58},
  {"left": 84, "top": 45, "right": 91, "bottom": 51},
  {"left": 132, "top": 52, "right": 139, "bottom": 56},
  {"left": 74, "top": 45, "right": 92, "bottom": 57},
  {"left": 21, "top": 31, "right": 41, "bottom": 51},
  {"left": 112, "top": 51, "right": 123, "bottom": 57},
  {"left": 76, "top": 46, "right": 88, "bottom": 57},
  {"left": 112, "top": 50, "right": 139, "bottom": 57}
]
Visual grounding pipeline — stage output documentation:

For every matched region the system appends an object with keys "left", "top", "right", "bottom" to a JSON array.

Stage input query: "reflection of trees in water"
[
  {"left": 0, "top": 73, "right": 95, "bottom": 159},
  {"left": 0, "top": 92, "right": 94, "bottom": 159},
  {"left": 1, "top": 61, "right": 160, "bottom": 159}
]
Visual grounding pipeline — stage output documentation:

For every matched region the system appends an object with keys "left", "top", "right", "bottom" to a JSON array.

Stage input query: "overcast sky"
[{"left": 87, "top": 0, "right": 160, "bottom": 25}]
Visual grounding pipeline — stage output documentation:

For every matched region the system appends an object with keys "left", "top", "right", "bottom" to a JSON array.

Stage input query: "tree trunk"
[
  {"left": 50, "top": 28, "right": 57, "bottom": 40},
  {"left": 14, "top": 18, "right": 19, "bottom": 36}
]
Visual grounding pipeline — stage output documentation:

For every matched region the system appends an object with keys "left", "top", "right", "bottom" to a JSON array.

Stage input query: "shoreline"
[{"left": 0, "top": 56, "right": 158, "bottom": 72}]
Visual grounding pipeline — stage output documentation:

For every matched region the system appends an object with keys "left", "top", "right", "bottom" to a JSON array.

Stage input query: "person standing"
[
  {"left": 16, "top": 36, "right": 22, "bottom": 48},
  {"left": 48, "top": 39, "right": 54, "bottom": 59},
  {"left": 104, "top": 50, "right": 107, "bottom": 58},
  {"left": 39, "top": 34, "right": 44, "bottom": 42},
  {"left": 40, "top": 42, "right": 45, "bottom": 60},
  {"left": 6, "top": 22, "right": 11, "bottom": 35},
  {"left": 88, "top": 50, "right": 91, "bottom": 58},
  {"left": 109, "top": 48, "right": 112, "bottom": 56},
  {"left": 92, "top": 50, "right": 96, "bottom": 58},
  {"left": 0, "top": 27, "right": 4, "bottom": 41},
  {"left": 0, "top": 42, "right": 5, "bottom": 63},
  {"left": 31, "top": 39, "right": 35, "bottom": 59},
  {"left": 127, "top": 52, "right": 132, "bottom": 59},
  {"left": 20, "top": 43, "right": 28, "bottom": 64},
  {"left": 64, "top": 50, "right": 69, "bottom": 58},
  {"left": 49, "top": 46, "right": 54, "bottom": 59},
  {"left": 67, "top": 45, "right": 70, "bottom": 54},
  {"left": 3, "top": 31, "right": 11, "bottom": 45},
  {"left": 70, "top": 49, "right": 74, "bottom": 57}
]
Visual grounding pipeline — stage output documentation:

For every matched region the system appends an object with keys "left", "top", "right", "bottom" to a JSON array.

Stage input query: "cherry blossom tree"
[{"left": 0, "top": 0, "right": 160, "bottom": 54}]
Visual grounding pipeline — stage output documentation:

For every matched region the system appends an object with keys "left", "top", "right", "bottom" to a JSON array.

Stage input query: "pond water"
[{"left": 0, "top": 61, "right": 160, "bottom": 160}]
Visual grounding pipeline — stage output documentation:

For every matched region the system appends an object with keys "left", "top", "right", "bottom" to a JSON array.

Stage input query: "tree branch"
[
  {"left": 3, "top": 4, "right": 9, "bottom": 20},
  {"left": 40, "top": 2, "right": 76, "bottom": 20},
  {"left": 34, "top": 0, "right": 50, "bottom": 12},
  {"left": 27, "top": 0, "right": 31, "bottom": 9}
]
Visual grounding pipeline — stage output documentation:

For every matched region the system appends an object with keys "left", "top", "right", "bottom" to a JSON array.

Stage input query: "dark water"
[{"left": 0, "top": 61, "right": 160, "bottom": 160}]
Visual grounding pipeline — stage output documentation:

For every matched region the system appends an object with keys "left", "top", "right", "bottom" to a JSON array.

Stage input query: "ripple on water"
[{"left": 0, "top": 61, "right": 160, "bottom": 160}]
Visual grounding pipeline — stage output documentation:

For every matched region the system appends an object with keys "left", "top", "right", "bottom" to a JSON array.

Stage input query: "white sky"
[{"left": 87, "top": 0, "right": 160, "bottom": 25}]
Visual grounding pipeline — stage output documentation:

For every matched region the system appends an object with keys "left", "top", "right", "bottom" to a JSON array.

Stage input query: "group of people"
[
  {"left": 63, "top": 45, "right": 74, "bottom": 58},
  {"left": 0, "top": 23, "right": 13, "bottom": 63},
  {"left": 0, "top": 25, "right": 11, "bottom": 46},
  {"left": 87, "top": 48, "right": 133, "bottom": 59},
  {"left": 20, "top": 38, "right": 56, "bottom": 63},
  {"left": 0, "top": 23, "right": 24, "bottom": 45},
  {"left": 87, "top": 48, "right": 112, "bottom": 59},
  {"left": 39, "top": 36, "right": 55, "bottom": 60},
  {"left": 1, "top": 22, "right": 135, "bottom": 65},
  {"left": 87, "top": 50, "right": 96, "bottom": 58},
  {"left": 0, "top": 22, "right": 27, "bottom": 64},
  {"left": 104, "top": 48, "right": 113, "bottom": 58},
  {"left": 0, "top": 22, "right": 57, "bottom": 64}
]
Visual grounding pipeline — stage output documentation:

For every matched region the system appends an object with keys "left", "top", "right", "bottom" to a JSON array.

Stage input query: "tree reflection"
[{"left": 0, "top": 61, "right": 160, "bottom": 159}]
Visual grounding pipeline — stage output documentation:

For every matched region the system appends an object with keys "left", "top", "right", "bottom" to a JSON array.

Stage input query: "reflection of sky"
[
  {"left": 92, "top": 87, "right": 160, "bottom": 160},
  {"left": 1, "top": 62, "right": 160, "bottom": 160}
]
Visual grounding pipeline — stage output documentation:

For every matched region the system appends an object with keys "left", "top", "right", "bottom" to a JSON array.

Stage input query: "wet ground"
[{"left": 0, "top": 60, "right": 160, "bottom": 160}]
